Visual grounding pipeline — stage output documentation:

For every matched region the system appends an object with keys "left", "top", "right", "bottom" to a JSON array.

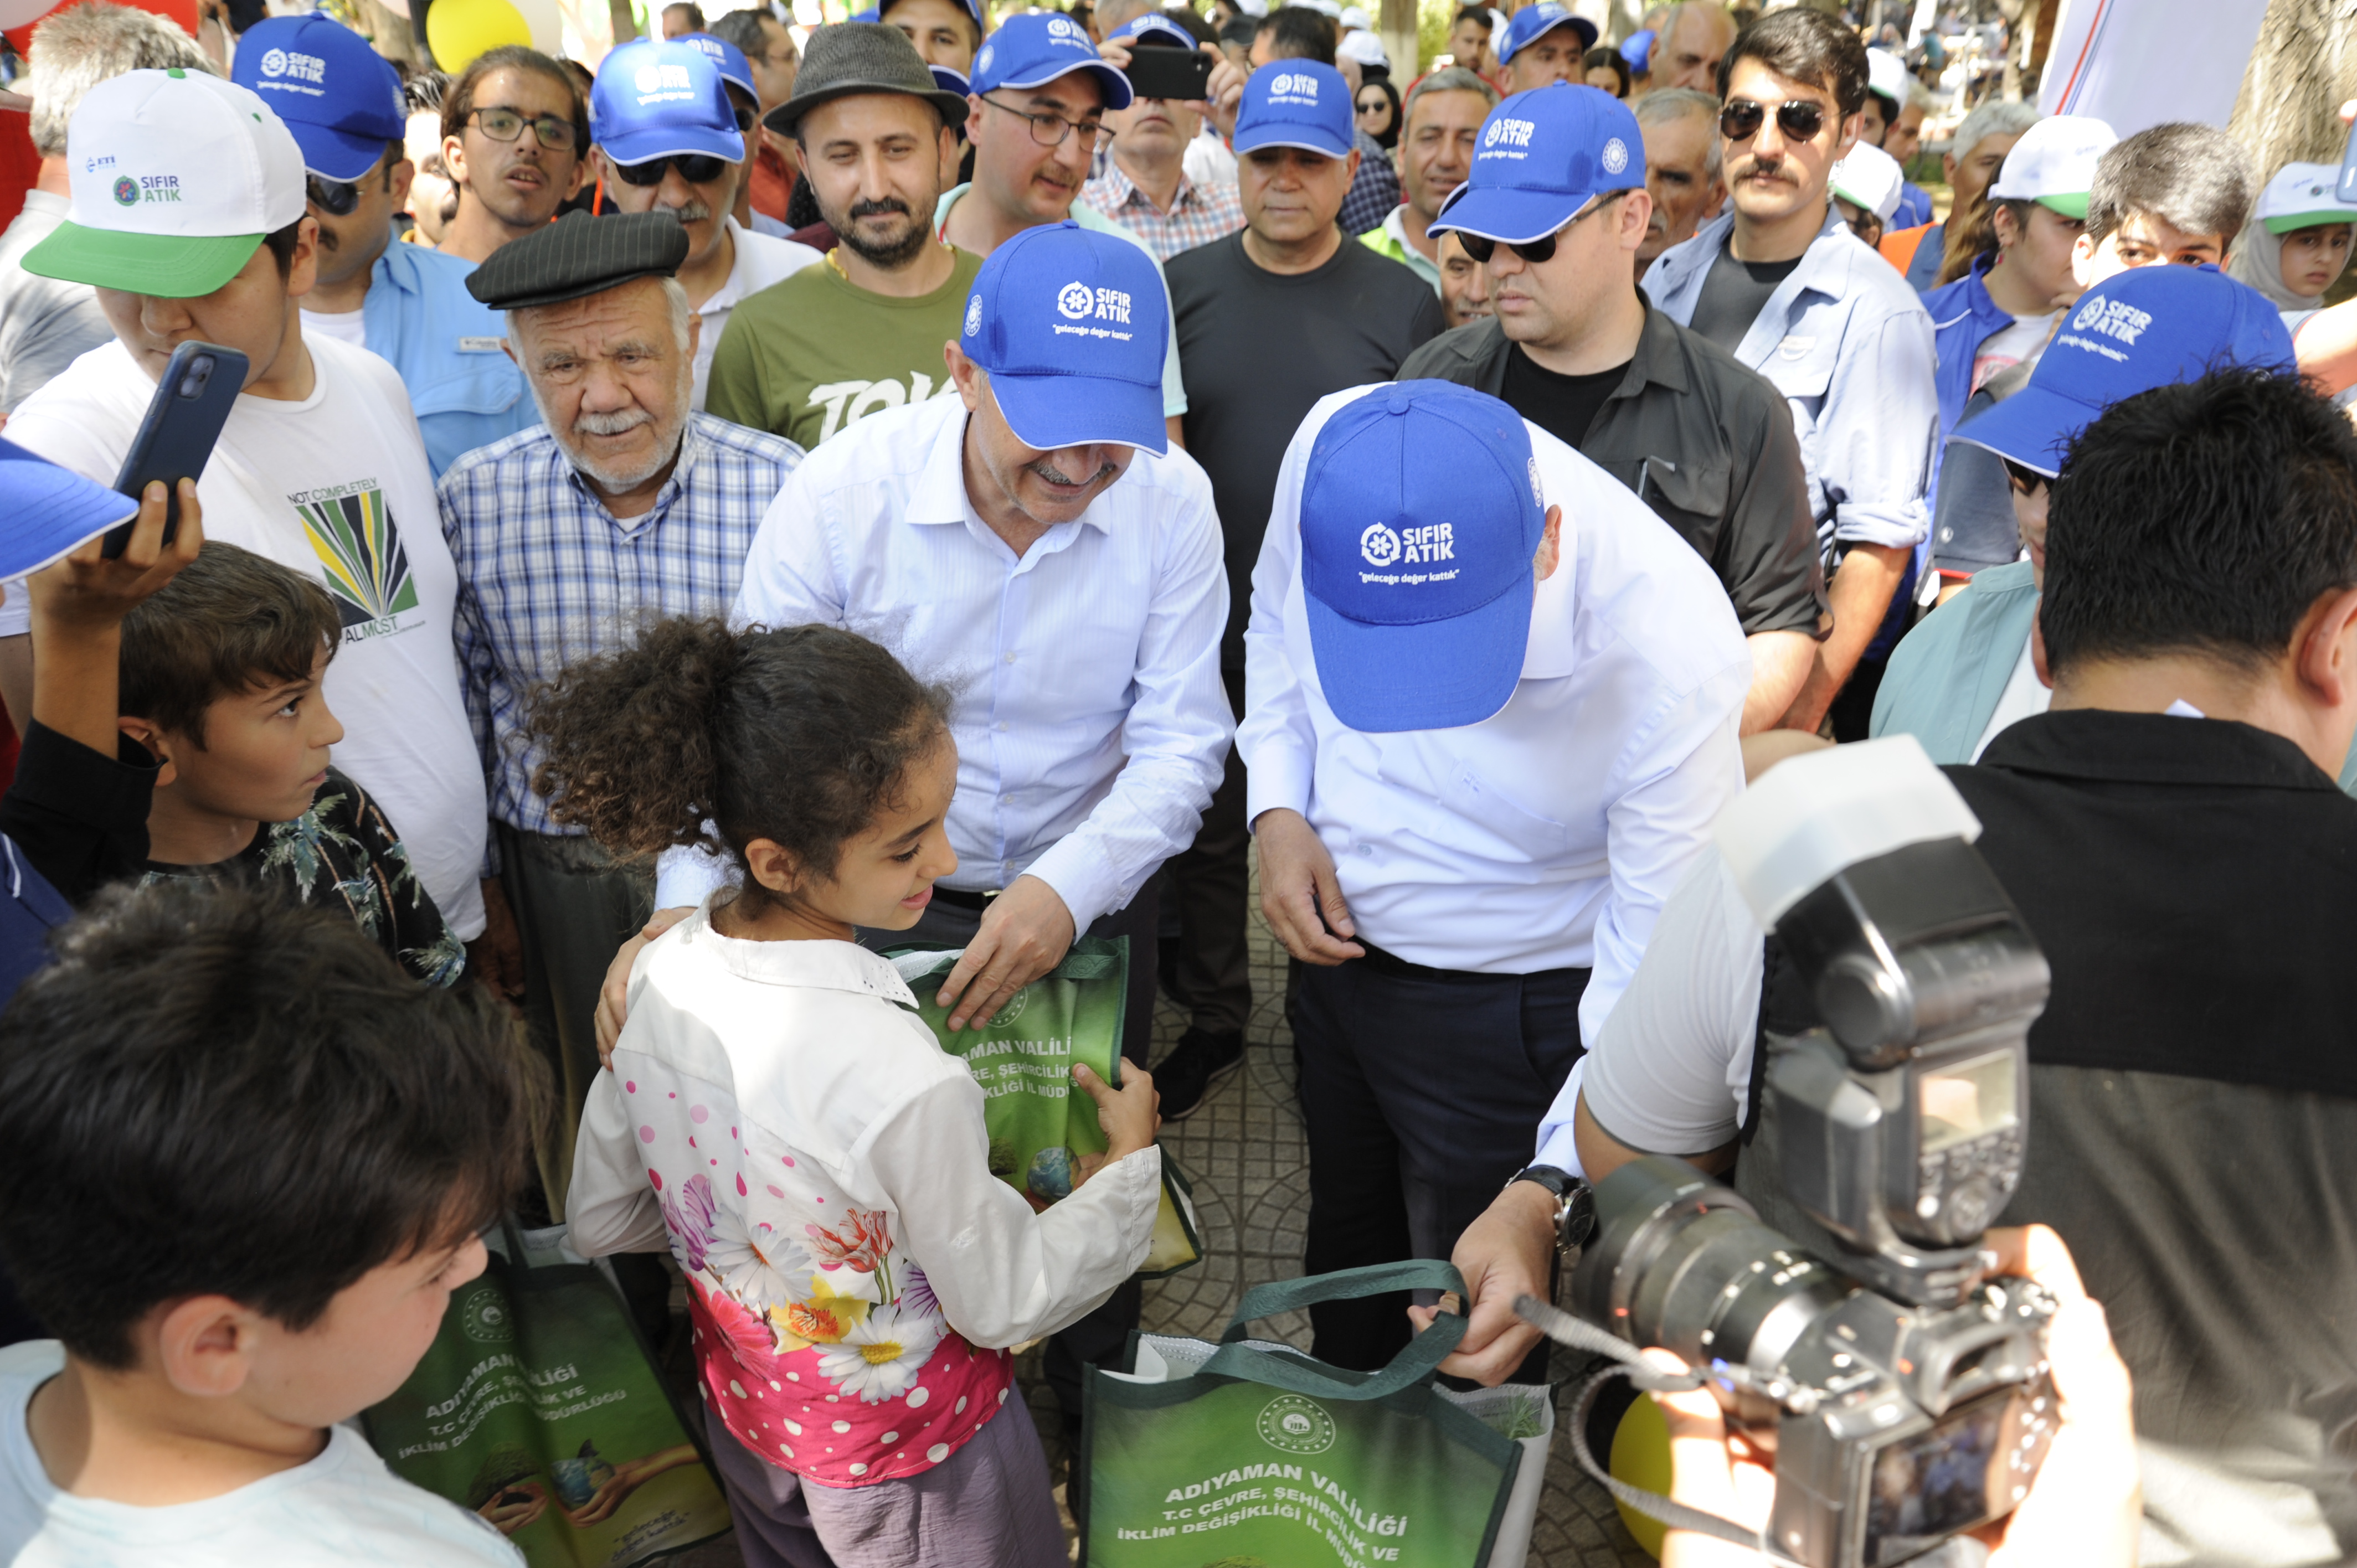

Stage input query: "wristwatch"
[{"left": 1505, "top": 1164, "right": 1596, "bottom": 1259}]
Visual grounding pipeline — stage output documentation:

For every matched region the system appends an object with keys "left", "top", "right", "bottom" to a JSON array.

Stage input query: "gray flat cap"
[
  {"left": 467, "top": 210, "right": 692, "bottom": 312},
  {"left": 763, "top": 22, "right": 971, "bottom": 136}
]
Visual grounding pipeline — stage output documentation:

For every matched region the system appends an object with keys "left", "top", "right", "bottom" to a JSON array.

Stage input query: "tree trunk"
[{"left": 2229, "top": 0, "right": 2357, "bottom": 175}]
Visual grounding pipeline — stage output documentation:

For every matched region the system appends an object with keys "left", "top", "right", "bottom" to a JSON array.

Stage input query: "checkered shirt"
[
  {"left": 438, "top": 412, "right": 804, "bottom": 840},
  {"left": 1079, "top": 163, "right": 1247, "bottom": 262},
  {"left": 1339, "top": 127, "right": 1403, "bottom": 237}
]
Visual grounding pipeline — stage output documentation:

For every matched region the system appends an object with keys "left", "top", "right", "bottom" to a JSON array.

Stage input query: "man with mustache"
[
  {"left": 436, "top": 45, "right": 588, "bottom": 266},
  {"left": 935, "top": 13, "right": 1190, "bottom": 446},
  {"left": 589, "top": 39, "right": 820, "bottom": 411},
  {"left": 1644, "top": 9, "right": 1934, "bottom": 739},
  {"left": 437, "top": 210, "right": 805, "bottom": 1219},
  {"left": 651, "top": 223, "right": 1230, "bottom": 1445},
  {"left": 1632, "top": 87, "right": 1723, "bottom": 272},
  {"left": 705, "top": 24, "right": 981, "bottom": 450},
  {"left": 230, "top": 14, "right": 536, "bottom": 479}
]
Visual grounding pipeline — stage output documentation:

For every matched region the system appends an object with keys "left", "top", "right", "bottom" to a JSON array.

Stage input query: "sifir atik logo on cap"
[
  {"left": 1359, "top": 521, "right": 1454, "bottom": 569},
  {"left": 634, "top": 62, "right": 696, "bottom": 100},
  {"left": 1056, "top": 280, "right": 1133, "bottom": 332},
  {"left": 257, "top": 47, "right": 327, "bottom": 85},
  {"left": 1484, "top": 116, "right": 1535, "bottom": 152},
  {"left": 2070, "top": 295, "right": 2153, "bottom": 345},
  {"left": 1046, "top": 14, "right": 1083, "bottom": 40},
  {"left": 111, "top": 173, "right": 182, "bottom": 206},
  {"left": 1264, "top": 71, "right": 1321, "bottom": 102}
]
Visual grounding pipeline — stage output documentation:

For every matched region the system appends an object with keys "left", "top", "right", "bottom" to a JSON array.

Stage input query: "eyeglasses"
[
  {"left": 306, "top": 173, "right": 362, "bottom": 216},
  {"left": 2001, "top": 457, "right": 2051, "bottom": 495},
  {"left": 1717, "top": 97, "right": 1828, "bottom": 144},
  {"left": 466, "top": 106, "right": 580, "bottom": 151},
  {"left": 613, "top": 152, "right": 732, "bottom": 185},
  {"left": 1452, "top": 194, "right": 1606, "bottom": 266},
  {"left": 981, "top": 94, "right": 1104, "bottom": 147}
]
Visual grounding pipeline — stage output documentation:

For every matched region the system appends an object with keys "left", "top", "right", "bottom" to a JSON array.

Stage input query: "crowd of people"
[{"left": 0, "top": 0, "right": 2354, "bottom": 1563}]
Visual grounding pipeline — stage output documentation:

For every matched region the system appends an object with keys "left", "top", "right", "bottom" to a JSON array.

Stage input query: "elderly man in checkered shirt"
[
  {"left": 1079, "top": 14, "right": 1245, "bottom": 262},
  {"left": 437, "top": 210, "right": 804, "bottom": 1213}
]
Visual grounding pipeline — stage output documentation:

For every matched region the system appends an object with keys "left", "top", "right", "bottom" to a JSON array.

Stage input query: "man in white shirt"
[
  {"left": 589, "top": 38, "right": 820, "bottom": 409},
  {"left": 3, "top": 69, "right": 491, "bottom": 947},
  {"left": 1239, "top": 380, "right": 1746, "bottom": 1378},
  {"left": 650, "top": 222, "right": 1229, "bottom": 1435}
]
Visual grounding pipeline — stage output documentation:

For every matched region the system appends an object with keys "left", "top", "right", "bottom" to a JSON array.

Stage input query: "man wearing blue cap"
[
  {"left": 1495, "top": 1, "right": 1596, "bottom": 95},
  {"left": 1406, "top": 85, "right": 1825, "bottom": 736},
  {"left": 1870, "top": 266, "right": 2338, "bottom": 780},
  {"left": 672, "top": 30, "right": 799, "bottom": 239},
  {"left": 936, "top": 12, "right": 1190, "bottom": 445},
  {"left": 1238, "top": 380, "right": 1748, "bottom": 1376},
  {"left": 590, "top": 39, "right": 820, "bottom": 411},
  {"left": 640, "top": 222, "right": 1228, "bottom": 1428},
  {"left": 1154, "top": 59, "right": 1440, "bottom": 1115},
  {"left": 231, "top": 14, "right": 538, "bottom": 479},
  {"left": 1439, "top": 366, "right": 2357, "bottom": 1559},
  {"left": 1644, "top": 9, "right": 1935, "bottom": 740}
]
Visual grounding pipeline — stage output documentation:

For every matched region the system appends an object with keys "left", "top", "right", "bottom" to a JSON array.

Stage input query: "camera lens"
[{"left": 1572, "top": 1159, "right": 1852, "bottom": 1381}]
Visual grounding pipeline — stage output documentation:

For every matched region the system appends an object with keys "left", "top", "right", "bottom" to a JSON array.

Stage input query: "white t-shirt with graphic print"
[{"left": 2, "top": 335, "right": 489, "bottom": 938}]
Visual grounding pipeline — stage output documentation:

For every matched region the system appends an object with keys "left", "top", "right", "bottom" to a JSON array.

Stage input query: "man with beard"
[
  {"left": 438, "top": 210, "right": 804, "bottom": 1211},
  {"left": 705, "top": 24, "right": 978, "bottom": 449},
  {"left": 231, "top": 14, "right": 537, "bottom": 478},
  {"left": 436, "top": 45, "right": 588, "bottom": 266},
  {"left": 589, "top": 39, "right": 820, "bottom": 411}
]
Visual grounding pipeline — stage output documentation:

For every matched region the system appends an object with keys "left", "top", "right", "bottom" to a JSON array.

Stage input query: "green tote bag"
[
  {"left": 1080, "top": 1262, "right": 1537, "bottom": 1568},
  {"left": 891, "top": 936, "right": 1204, "bottom": 1277}
]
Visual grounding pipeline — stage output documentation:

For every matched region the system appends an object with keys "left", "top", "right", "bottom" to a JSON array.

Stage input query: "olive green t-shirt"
[{"left": 706, "top": 247, "right": 984, "bottom": 450}]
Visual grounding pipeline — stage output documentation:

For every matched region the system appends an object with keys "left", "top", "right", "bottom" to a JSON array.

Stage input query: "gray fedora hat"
[{"left": 763, "top": 23, "right": 972, "bottom": 136}]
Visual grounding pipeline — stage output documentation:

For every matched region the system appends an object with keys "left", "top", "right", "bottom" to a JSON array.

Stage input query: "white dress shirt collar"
[{"left": 902, "top": 398, "right": 1120, "bottom": 538}]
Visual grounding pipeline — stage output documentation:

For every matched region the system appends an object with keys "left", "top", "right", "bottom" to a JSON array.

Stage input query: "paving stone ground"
[{"left": 674, "top": 876, "right": 1653, "bottom": 1568}]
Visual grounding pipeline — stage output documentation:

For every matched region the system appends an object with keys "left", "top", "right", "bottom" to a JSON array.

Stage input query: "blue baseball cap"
[
  {"left": 971, "top": 13, "right": 1133, "bottom": 110},
  {"left": 879, "top": 0, "right": 988, "bottom": 27},
  {"left": 1429, "top": 86, "right": 1644, "bottom": 245},
  {"left": 1619, "top": 27, "right": 1655, "bottom": 71},
  {"left": 592, "top": 39, "right": 747, "bottom": 166},
  {"left": 960, "top": 221, "right": 1168, "bottom": 455},
  {"left": 0, "top": 439, "right": 137, "bottom": 580},
  {"left": 931, "top": 63, "right": 973, "bottom": 94},
  {"left": 1113, "top": 12, "right": 1195, "bottom": 47},
  {"left": 677, "top": 32, "right": 760, "bottom": 104},
  {"left": 1495, "top": 2, "right": 1596, "bottom": 64},
  {"left": 1950, "top": 265, "right": 2296, "bottom": 478},
  {"left": 1300, "top": 383, "right": 1545, "bottom": 733},
  {"left": 230, "top": 15, "right": 404, "bottom": 182},
  {"left": 1233, "top": 61, "right": 1352, "bottom": 159}
]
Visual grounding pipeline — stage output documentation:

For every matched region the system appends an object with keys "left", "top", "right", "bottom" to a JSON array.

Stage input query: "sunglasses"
[
  {"left": 1452, "top": 194, "right": 1605, "bottom": 266},
  {"left": 306, "top": 173, "right": 362, "bottom": 217},
  {"left": 613, "top": 152, "right": 731, "bottom": 185},
  {"left": 2001, "top": 457, "right": 2051, "bottom": 494},
  {"left": 1717, "top": 97, "right": 1828, "bottom": 143}
]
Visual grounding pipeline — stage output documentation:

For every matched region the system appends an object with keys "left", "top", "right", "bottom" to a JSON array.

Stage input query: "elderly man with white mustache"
[{"left": 436, "top": 208, "right": 806, "bottom": 1223}]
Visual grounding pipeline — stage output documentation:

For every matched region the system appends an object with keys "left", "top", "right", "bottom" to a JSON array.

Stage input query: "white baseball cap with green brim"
[
  {"left": 2257, "top": 162, "right": 2357, "bottom": 235},
  {"left": 22, "top": 68, "right": 307, "bottom": 299},
  {"left": 1985, "top": 113, "right": 2116, "bottom": 221}
]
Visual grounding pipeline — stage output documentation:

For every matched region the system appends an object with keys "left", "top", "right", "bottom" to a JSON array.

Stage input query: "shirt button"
[
  {"left": 996, "top": 721, "right": 1010, "bottom": 731},
  {"left": 1004, "top": 652, "right": 1017, "bottom": 664}
]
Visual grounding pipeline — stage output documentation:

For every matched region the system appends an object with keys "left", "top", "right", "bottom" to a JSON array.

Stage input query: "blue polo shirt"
[{"left": 361, "top": 239, "right": 538, "bottom": 477}]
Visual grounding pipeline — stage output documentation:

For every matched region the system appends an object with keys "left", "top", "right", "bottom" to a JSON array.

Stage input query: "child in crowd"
[
  {"left": 0, "top": 519, "right": 462, "bottom": 987},
  {"left": 542, "top": 617, "right": 1162, "bottom": 1568},
  {"left": 0, "top": 877, "right": 537, "bottom": 1565},
  {"left": 2228, "top": 161, "right": 2357, "bottom": 327}
]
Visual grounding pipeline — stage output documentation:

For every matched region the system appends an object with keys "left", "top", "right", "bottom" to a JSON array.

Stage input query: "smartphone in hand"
[
  {"left": 1124, "top": 47, "right": 1215, "bottom": 105},
  {"left": 104, "top": 340, "right": 245, "bottom": 558}
]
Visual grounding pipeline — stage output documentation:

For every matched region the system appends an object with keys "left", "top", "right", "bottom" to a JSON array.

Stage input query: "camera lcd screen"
[
  {"left": 1917, "top": 1048, "right": 2018, "bottom": 1155},
  {"left": 1860, "top": 1386, "right": 2010, "bottom": 1566}
]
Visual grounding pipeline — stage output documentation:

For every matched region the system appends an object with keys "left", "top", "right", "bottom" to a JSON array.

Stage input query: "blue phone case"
[{"left": 104, "top": 340, "right": 247, "bottom": 557}]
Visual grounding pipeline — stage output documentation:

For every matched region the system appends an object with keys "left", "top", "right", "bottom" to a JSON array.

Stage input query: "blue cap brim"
[
  {"left": 1233, "top": 124, "right": 1354, "bottom": 158},
  {"left": 598, "top": 123, "right": 749, "bottom": 166},
  {"left": 0, "top": 439, "right": 138, "bottom": 580},
  {"left": 1500, "top": 15, "right": 1596, "bottom": 61},
  {"left": 1946, "top": 381, "right": 2096, "bottom": 478},
  {"left": 1307, "top": 572, "right": 1532, "bottom": 733},
  {"left": 289, "top": 118, "right": 400, "bottom": 183},
  {"left": 1427, "top": 182, "right": 1582, "bottom": 245},
  {"left": 931, "top": 64, "right": 972, "bottom": 92},
  {"left": 991, "top": 369, "right": 1169, "bottom": 456},
  {"left": 993, "top": 60, "right": 1135, "bottom": 111}
]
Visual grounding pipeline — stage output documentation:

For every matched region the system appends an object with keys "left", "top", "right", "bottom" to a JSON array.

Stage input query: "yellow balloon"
[
  {"left": 1610, "top": 1391, "right": 1673, "bottom": 1558},
  {"left": 428, "top": 0, "right": 534, "bottom": 73}
]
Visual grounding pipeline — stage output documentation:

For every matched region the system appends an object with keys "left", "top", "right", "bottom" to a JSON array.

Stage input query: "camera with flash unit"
[{"left": 1547, "top": 741, "right": 2064, "bottom": 1568}]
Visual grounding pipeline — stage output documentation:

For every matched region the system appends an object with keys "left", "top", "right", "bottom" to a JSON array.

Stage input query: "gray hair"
[
  {"left": 28, "top": 2, "right": 215, "bottom": 158},
  {"left": 1401, "top": 66, "right": 1497, "bottom": 129},
  {"left": 2085, "top": 121, "right": 2254, "bottom": 246},
  {"left": 1948, "top": 99, "right": 2038, "bottom": 167},
  {"left": 1635, "top": 86, "right": 1721, "bottom": 180}
]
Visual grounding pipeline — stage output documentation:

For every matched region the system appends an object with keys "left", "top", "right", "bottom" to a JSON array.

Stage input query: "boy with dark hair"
[
  {"left": 117, "top": 542, "right": 464, "bottom": 986},
  {"left": 0, "top": 878, "right": 534, "bottom": 1564},
  {"left": 2075, "top": 120, "right": 2253, "bottom": 275}
]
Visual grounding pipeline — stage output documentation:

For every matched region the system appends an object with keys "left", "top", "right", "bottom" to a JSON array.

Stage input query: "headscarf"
[{"left": 2226, "top": 221, "right": 2322, "bottom": 312}]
